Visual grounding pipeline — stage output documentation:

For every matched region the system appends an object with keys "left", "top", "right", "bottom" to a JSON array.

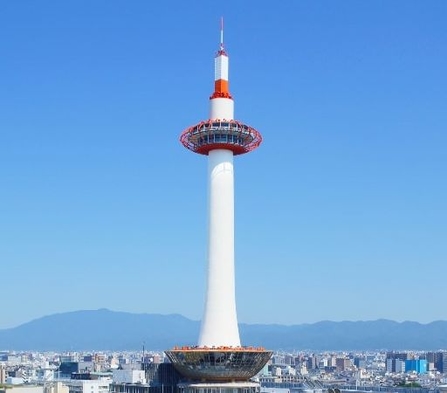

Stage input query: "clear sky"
[{"left": 1, "top": 1, "right": 446, "bottom": 329}]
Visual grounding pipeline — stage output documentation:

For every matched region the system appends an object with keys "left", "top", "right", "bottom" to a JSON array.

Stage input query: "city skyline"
[{"left": 1, "top": 1, "right": 446, "bottom": 329}]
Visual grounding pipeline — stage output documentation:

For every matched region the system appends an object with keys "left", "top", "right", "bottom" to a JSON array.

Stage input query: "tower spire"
[
  {"left": 212, "top": 17, "right": 231, "bottom": 99},
  {"left": 220, "top": 17, "right": 224, "bottom": 52}
]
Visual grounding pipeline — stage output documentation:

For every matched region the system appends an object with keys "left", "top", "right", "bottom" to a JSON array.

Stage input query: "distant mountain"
[
  {"left": 0, "top": 309, "right": 199, "bottom": 351},
  {"left": 0, "top": 309, "right": 446, "bottom": 351},
  {"left": 239, "top": 319, "right": 447, "bottom": 351}
]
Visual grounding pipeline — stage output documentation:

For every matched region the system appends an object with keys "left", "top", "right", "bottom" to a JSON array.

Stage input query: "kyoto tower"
[{"left": 165, "top": 20, "right": 271, "bottom": 392}]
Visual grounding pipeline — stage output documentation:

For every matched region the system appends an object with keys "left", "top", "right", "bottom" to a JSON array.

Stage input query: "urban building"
[
  {"left": 0, "top": 364, "right": 6, "bottom": 384},
  {"left": 405, "top": 360, "right": 427, "bottom": 374},
  {"left": 386, "top": 359, "right": 406, "bottom": 373},
  {"left": 336, "top": 358, "right": 352, "bottom": 372},
  {"left": 64, "top": 379, "right": 110, "bottom": 393},
  {"left": 58, "top": 362, "right": 80, "bottom": 379},
  {"left": 0, "top": 387, "right": 43, "bottom": 393},
  {"left": 353, "top": 357, "right": 366, "bottom": 369},
  {"left": 43, "top": 382, "right": 70, "bottom": 393},
  {"left": 44, "top": 383, "right": 69, "bottom": 393},
  {"left": 112, "top": 370, "right": 146, "bottom": 384}
]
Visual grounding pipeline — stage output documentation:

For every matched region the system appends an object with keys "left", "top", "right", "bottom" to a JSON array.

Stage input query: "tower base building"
[{"left": 178, "top": 381, "right": 261, "bottom": 393}]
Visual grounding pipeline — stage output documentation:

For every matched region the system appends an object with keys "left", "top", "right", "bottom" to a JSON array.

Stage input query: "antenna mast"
[{"left": 220, "top": 17, "right": 224, "bottom": 52}]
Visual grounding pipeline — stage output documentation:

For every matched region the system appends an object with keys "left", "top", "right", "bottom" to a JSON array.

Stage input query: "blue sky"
[{"left": 1, "top": 0, "right": 446, "bottom": 329}]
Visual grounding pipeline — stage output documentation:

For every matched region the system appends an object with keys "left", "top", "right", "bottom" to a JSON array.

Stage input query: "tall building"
[
  {"left": 306, "top": 355, "right": 319, "bottom": 371},
  {"left": 431, "top": 352, "right": 447, "bottom": 373},
  {"left": 385, "top": 352, "right": 409, "bottom": 373},
  {"left": 0, "top": 364, "right": 6, "bottom": 384},
  {"left": 165, "top": 20, "right": 271, "bottom": 393},
  {"left": 405, "top": 359, "right": 427, "bottom": 374},
  {"left": 353, "top": 357, "right": 366, "bottom": 369},
  {"left": 440, "top": 352, "right": 447, "bottom": 374},
  {"left": 335, "top": 358, "right": 352, "bottom": 372}
]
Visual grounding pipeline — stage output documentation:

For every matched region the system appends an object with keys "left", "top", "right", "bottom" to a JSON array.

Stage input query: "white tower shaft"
[
  {"left": 198, "top": 148, "right": 240, "bottom": 347},
  {"left": 198, "top": 40, "right": 241, "bottom": 347}
]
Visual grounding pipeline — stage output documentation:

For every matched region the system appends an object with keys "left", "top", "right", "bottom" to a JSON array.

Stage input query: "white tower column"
[
  {"left": 198, "top": 148, "right": 241, "bottom": 347},
  {"left": 177, "top": 20, "right": 260, "bottom": 349}
]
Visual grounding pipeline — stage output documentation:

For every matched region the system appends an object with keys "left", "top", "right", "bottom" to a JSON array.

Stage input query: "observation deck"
[
  {"left": 180, "top": 119, "right": 262, "bottom": 155},
  {"left": 165, "top": 346, "right": 272, "bottom": 382}
]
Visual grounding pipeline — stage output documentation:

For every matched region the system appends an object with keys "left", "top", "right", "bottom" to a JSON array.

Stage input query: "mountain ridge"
[{"left": 1, "top": 309, "right": 446, "bottom": 351}]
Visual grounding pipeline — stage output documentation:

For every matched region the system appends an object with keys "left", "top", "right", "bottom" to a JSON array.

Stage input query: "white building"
[
  {"left": 65, "top": 379, "right": 111, "bottom": 393},
  {"left": 45, "top": 382, "right": 70, "bottom": 393},
  {"left": 7, "top": 377, "right": 25, "bottom": 385},
  {"left": 395, "top": 359, "right": 406, "bottom": 373},
  {"left": 112, "top": 369, "right": 146, "bottom": 384},
  {"left": 0, "top": 364, "right": 6, "bottom": 384},
  {"left": 1, "top": 386, "right": 43, "bottom": 393}
]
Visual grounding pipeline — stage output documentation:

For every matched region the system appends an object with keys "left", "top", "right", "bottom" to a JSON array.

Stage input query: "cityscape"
[
  {"left": 2, "top": 349, "right": 447, "bottom": 393},
  {"left": 2, "top": 4, "right": 446, "bottom": 393}
]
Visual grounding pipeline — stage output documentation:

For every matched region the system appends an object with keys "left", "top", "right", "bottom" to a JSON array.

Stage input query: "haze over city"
[{"left": 1, "top": 1, "right": 446, "bottom": 330}]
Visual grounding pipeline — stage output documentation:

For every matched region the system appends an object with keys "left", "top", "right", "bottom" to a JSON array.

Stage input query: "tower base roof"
[{"left": 165, "top": 347, "right": 272, "bottom": 382}]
